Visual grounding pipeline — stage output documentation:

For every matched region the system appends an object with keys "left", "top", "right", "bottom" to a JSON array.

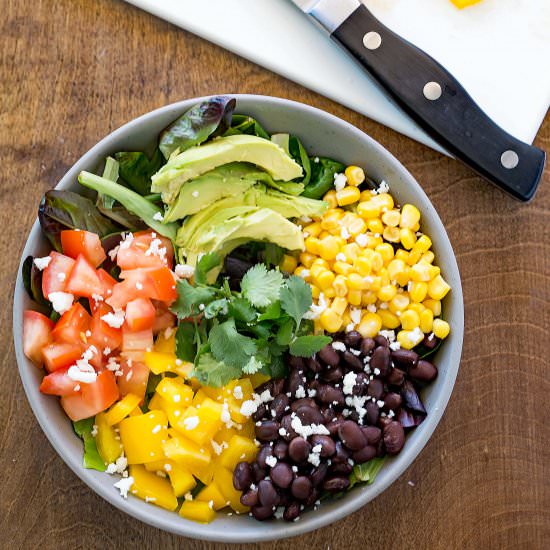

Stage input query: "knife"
[{"left": 291, "top": 0, "right": 546, "bottom": 201}]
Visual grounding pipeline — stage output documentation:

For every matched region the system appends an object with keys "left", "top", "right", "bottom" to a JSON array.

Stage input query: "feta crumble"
[
  {"left": 114, "top": 476, "right": 134, "bottom": 499},
  {"left": 48, "top": 291, "right": 74, "bottom": 314},
  {"left": 333, "top": 173, "right": 347, "bottom": 191},
  {"left": 33, "top": 256, "right": 51, "bottom": 270},
  {"left": 152, "top": 212, "right": 164, "bottom": 221},
  {"left": 183, "top": 416, "right": 199, "bottom": 430},
  {"left": 100, "top": 310, "right": 125, "bottom": 328}
]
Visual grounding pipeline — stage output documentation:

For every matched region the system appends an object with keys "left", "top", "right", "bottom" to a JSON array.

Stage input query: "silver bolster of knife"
[{"left": 308, "top": 0, "right": 360, "bottom": 33}]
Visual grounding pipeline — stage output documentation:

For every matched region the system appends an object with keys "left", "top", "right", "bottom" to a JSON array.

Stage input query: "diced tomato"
[
  {"left": 125, "top": 297, "right": 156, "bottom": 331},
  {"left": 116, "top": 231, "right": 174, "bottom": 270},
  {"left": 42, "top": 252, "right": 75, "bottom": 299},
  {"left": 42, "top": 342, "right": 83, "bottom": 372},
  {"left": 122, "top": 326, "right": 153, "bottom": 356},
  {"left": 39, "top": 368, "right": 80, "bottom": 396},
  {"left": 98, "top": 268, "right": 117, "bottom": 296},
  {"left": 23, "top": 310, "right": 54, "bottom": 365},
  {"left": 65, "top": 255, "right": 104, "bottom": 298},
  {"left": 89, "top": 303, "right": 122, "bottom": 353},
  {"left": 152, "top": 303, "right": 176, "bottom": 334},
  {"left": 51, "top": 302, "right": 91, "bottom": 344},
  {"left": 116, "top": 360, "right": 149, "bottom": 400},
  {"left": 61, "top": 230, "right": 106, "bottom": 268},
  {"left": 60, "top": 370, "right": 119, "bottom": 421}
]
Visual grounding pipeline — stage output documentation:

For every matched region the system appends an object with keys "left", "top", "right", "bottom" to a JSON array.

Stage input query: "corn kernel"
[
  {"left": 406, "top": 249, "right": 422, "bottom": 266},
  {"left": 373, "top": 193, "right": 394, "bottom": 211},
  {"left": 319, "top": 236, "right": 340, "bottom": 261},
  {"left": 299, "top": 252, "right": 316, "bottom": 268},
  {"left": 381, "top": 209, "right": 401, "bottom": 227},
  {"left": 383, "top": 226, "right": 400, "bottom": 243},
  {"left": 367, "top": 276, "right": 382, "bottom": 292},
  {"left": 323, "top": 190, "right": 338, "bottom": 209},
  {"left": 395, "top": 249, "right": 409, "bottom": 262},
  {"left": 377, "top": 284, "right": 397, "bottom": 302},
  {"left": 397, "top": 328, "right": 424, "bottom": 350},
  {"left": 409, "top": 281, "right": 428, "bottom": 303},
  {"left": 320, "top": 308, "right": 343, "bottom": 332},
  {"left": 333, "top": 275, "right": 348, "bottom": 297},
  {"left": 304, "top": 221, "right": 322, "bottom": 238},
  {"left": 400, "top": 309, "right": 420, "bottom": 330},
  {"left": 389, "top": 293, "right": 410, "bottom": 313},
  {"left": 427, "top": 275, "right": 451, "bottom": 300},
  {"left": 420, "top": 251, "right": 435, "bottom": 264},
  {"left": 324, "top": 287, "right": 336, "bottom": 298},
  {"left": 316, "top": 270, "right": 335, "bottom": 290},
  {"left": 347, "top": 216, "right": 367, "bottom": 236},
  {"left": 378, "top": 309, "right": 401, "bottom": 329},
  {"left": 408, "top": 303, "right": 425, "bottom": 315},
  {"left": 279, "top": 254, "right": 298, "bottom": 274},
  {"left": 319, "top": 230, "right": 330, "bottom": 239},
  {"left": 342, "top": 309, "right": 352, "bottom": 326},
  {"left": 420, "top": 309, "right": 434, "bottom": 333},
  {"left": 423, "top": 299, "right": 442, "bottom": 316},
  {"left": 371, "top": 252, "right": 384, "bottom": 272},
  {"left": 375, "top": 243, "right": 394, "bottom": 265},
  {"left": 347, "top": 289, "right": 362, "bottom": 306},
  {"left": 379, "top": 268, "right": 390, "bottom": 287},
  {"left": 304, "top": 236, "right": 321, "bottom": 255},
  {"left": 354, "top": 256, "right": 372, "bottom": 277},
  {"left": 310, "top": 263, "right": 325, "bottom": 279},
  {"left": 331, "top": 297, "right": 348, "bottom": 316},
  {"left": 312, "top": 257, "right": 329, "bottom": 268},
  {"left": 334, "top": 236, "right": 347, "bottom": 248},
  {"left": 347, "top": 273, "right": 369, "bottom": 290},
  {"left": 366, "top": 235, "right": 383, "bottom": 248},
  {"left": 321, "top": 211, "right": 343, "bottom": 231},
  {"left": 357, "top": 200, "right": 381, "bottom": 219},
  {"left": 333, "top": 261, "right": 353, "bottom": 275},
  {"left": 294, "top": 266, "right": 311, "bottom": 281},
  {"left": 410, "top": 263, "right": 431, "bottom": 282},
  {"left": 336, "top": 186, "right": 361, "bottom": 206},
  {"left": 428, "top": 265, "right": 441, "bottom": 279},
  {"left": 345, "top": 165, "right": 365, "bottom": 186},
  {"left": 367, "top": 218, "right": 384, "bottom": 234},
  {"left": 400, "top": 204, "right": 421, "bottom": 229},
  {"left": 400, "top": 228, "right": 417, "bottom": 250},
  {"left": 310, "top": 284, "right": 321, "bottom": 299},
  {"left": 342, "top": 243, "right": 361, "bottom": 262},
  {"left": 387, "top": 259, "right": 406, "bottom": 281},
  {"left": 433, "top": 318, "right": 450, "bottom": 339},
  {"left": 361, "top": 291, "right": 378, "bottom": 306},
  {"left": 413, "top": 234, "right": 432, "bottom": 253},
  {"left": 357, "top": 312, "right": 382, "bottom": 338}
]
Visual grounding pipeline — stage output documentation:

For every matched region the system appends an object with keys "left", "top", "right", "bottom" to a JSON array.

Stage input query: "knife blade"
[{"left": 290, "top": 0, "right": 546, "bottom": 201}]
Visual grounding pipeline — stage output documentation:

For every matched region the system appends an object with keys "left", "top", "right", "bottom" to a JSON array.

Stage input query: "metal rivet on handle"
[
  {"left": 423, "top": 82, "right": 442, "bottom": 101},
  {"left": 363, "top": 31, "right": 382, "bottom": 50},
  {"left": 501, "top": 150, "right": 519, "bottom": 169}
]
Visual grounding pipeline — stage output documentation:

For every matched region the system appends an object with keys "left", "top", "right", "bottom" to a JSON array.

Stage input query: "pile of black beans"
[{"left": 233, "top": 331, "right": 439, "bottom": 521}]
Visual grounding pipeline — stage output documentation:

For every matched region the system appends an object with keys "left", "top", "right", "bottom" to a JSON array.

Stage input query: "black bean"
[
  {"left": 296, "top": 405, "right": 325, "bottom": 426},
  {"left": 270, "top": 394, "right": 289, "bottom": 421},
  {"left": 317, "top": 385, "right": 345, "bottom": 406},
  {"left": 278, "top": 491, "right": 292, "bottom": 507},
  {"left": 338, "top": 420, "right": 367, "bottom": 450},
  {"left": 290, "top": 398, "right": 317, "bottom": 412},
  {"left": 286, "top": 368, "right": 306, "bottom": 396},
  {"left": 283, "top": 501, "right": 301, "bottom": 521},
  {"left": 361, "top": 337, "right": 376, "bottom": 355},
  {"left": 252, "top": 404, "right": 267, "bottom": 422},
  {"left": 251, "top": 504, "right": 275, "bottom": 521},
  {"left": 256, "top": 445, "right": 274, "bottom": 469},
  {"left": 308, "top": 379, "right": 321, "bottom": 392},
  {"left": 311, "top": 434, "right": 336, "bottom": 457},
  {"left": 256, "top": 420, "right": 280, "bottom": 442},
  {"left": 378, "top": 415, "right": 393, "bottom": 429},
  {"left": 318, "top": 344, "right": 340, "bottom": 366},
  {"left": 305, "top": 488, "right": 321, "bottom": 507},
  {"left": 330, "top": 461, "right": 353, "bottom": 475},
  {"left": 288, "top": 437, "right": 311, "bottom": 463},
  {"left": 321, "top": 365, "right": 344, "bottom": 383},
  {"left": 342, "top": 351, "right": 364, "bottom": 372},
  {"left": 310, "top": 462, "right": 329, "bottom": 487},
  {"left": 270, "top": 462, "right": 293, "bottom": 489},
  {"left": 383, "top": 421, "right": 405, "bottom": 455},
  {"left": 374, "top": 335, "right": 389, "bottom": 348},
  {"left": 367, "top": 379, "right": 384, "bottom": 399},
  {"left": 233, "top": 461, "right": 252, "bottom": 491},
  {"left": 352, "top": 445, "right": 377, "bottom": 464},
  {"left": 352, "top": 372, "right": 369, "bottom": 396},
  {"left": 273, "top": 440, "right": 289, "bottom": 460},
  {"left": 401, "top": 380, "right": 427, "bottom": 415},
  {"left": 289, "top": 356, "right": 306, "bottom": 370},
  {"left": 258, "top": 479, "right": 279, "bottom": 508},
  {"left": 321, "top": 406, "right": 336, "bottom": 423},
  {"left": 408, "top": 359, "right": 438, "bottom": 382},
  {"left": 384, "top": 392, "right": 403, "bottom": 411},
  {"left": 250, "top": 462, "right": 266, "bottom": 483},
  {"left": 291, "top": 476, "right": 313, "bottom": 500},
  {"left": 240, "top": 488, "right": 259, "bottom": 507},
  {"left": 333, "top": 440, "right": 350, "bottom": 463},
  {"left": 391, "top": 348, "right": 419, "bottom": 370},
  {"left": 306, "top": 357, "right": 323, "bottom": 373},
  {"left": 327, "top": 416, "right": 344, "bottom": 437},
  {"left": 365, "top": 401, "right": 380, "bottom": 425},
  {"left": 421, "top": 333, "right": 440, "bottom": 350},
  {"left": 370, "top": 346, "right": 391, "bottom": 377},
  {"left": 344, "top": 330, "right": 362, "bottom": 348},
  {"left": 272, "top": 378, "right": 285, "bottom": 396},
  {"left": 280, "top": 415, "right": 297, "bottom": 441},
  {"left": 386, "top": 367, "right": 406, "bottom": 386},
  {"left": 361, "top": 425, "right": 382, "bottom": 446},
  {"left": 323, "top": 476, "right": 350, "bottom": 492}
]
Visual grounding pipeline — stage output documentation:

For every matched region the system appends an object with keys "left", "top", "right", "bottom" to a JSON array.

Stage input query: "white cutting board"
[{"left": 124, "top": 0, "right": 550, "bottom": 153}]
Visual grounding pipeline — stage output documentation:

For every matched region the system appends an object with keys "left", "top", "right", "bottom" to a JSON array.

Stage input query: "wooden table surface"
[{"left": 1, "top": 1, "right": 549, "bottom": 548}]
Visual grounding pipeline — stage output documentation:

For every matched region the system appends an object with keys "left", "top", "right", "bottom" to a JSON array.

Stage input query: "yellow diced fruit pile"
[
  {"left": 94, "top": 331, "right": 259, "bottom": 523},
  {"left": 284, "top": 166, "right": 451, "bottom": 349}
]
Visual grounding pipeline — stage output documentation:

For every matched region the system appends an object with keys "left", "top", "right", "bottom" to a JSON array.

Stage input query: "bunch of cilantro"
[{"left": 170, "top": 254, "right": 331, "bottom": 387}]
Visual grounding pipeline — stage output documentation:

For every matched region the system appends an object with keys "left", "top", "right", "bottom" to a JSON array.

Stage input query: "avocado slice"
[{"left": 151, "top": 135, "right": 303, "bottom": 204}]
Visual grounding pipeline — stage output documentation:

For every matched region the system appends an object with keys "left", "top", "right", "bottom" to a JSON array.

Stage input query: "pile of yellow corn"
[{"left": 280, "top": 166, "right": 451, "bottom": 350}]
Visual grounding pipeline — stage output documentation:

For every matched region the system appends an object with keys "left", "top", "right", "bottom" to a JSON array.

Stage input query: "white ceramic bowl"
[{"left": 13, "top": 95, "right": 463, "bottom": 542}]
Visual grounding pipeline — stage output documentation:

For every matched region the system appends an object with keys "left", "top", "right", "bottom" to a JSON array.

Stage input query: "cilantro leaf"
[
  {"left": 204, "top": 298, "right": 229, "bottom": 319},
  {"left": 241, "top": 264, "right": 284, "bottom": 308},
  {"left": 175, "top": 321, "right": 196, "bottom": 362},
  {"left": 289, "top": 335, "right": 332, "bottom": 357},
  {"left": 276, "top": 318, "right": 294, "bottom": 346},
  {"left": 192, "top": 352, "right": 242, "bottom": 387},
  {"left": 268, "top": 354, "right": 287, "bottom": 379},
  {"left": 279, "top": 275, "right": 312, "bottom": 328},
  {"left": 242, "top": 356, "right": 263, "bottom": 375},
  {"left": 228, "top": 297, "right": 257, "bottom": 323},
  {"left": 258, "top": 301, "right": 281, "bottom": 321},
  {"left": 170, "top": 279, "right": 217, "bottom": 318},
  {"left": 194, "top": 252, "right": 222, "bottom": 285},
  {"left": 209, "top": 318, "right": 257, "bottom": 368}
]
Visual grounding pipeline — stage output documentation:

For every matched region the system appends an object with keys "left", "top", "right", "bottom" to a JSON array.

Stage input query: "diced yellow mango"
[
  {"left": 129, "top": 464, "right": 178, "bottom": 511},
  {"left": 179, "top": 500, "right": 216, "bottom": 523},
  {"left": 155, "top": 377, "right": 194, "bottom": 407},
  {"left": 200, "top": 386, "right": 224, "bottom": 402},
  {"left": 95, "top": 412, "right": 123, "bottom": 464},
  {"left": 162, "top": 434, "right": 211, "bottom": 477},
  {"left": 119, "top": 410, "right": 168, "bottom": 464},
  {"left": 196, "top": 482, "right": 227, "bottom": 510},
  {"left": 248, "top": 372, "right": 270, "bottom": 388},
  {"left": 154, "top": 331, "right": 176, "bottom": 353},
  {"left": 219, "top": 435, "right": 258, "bottom": 471},
  {"left": 173, "top": 399, "right": 223, "bottom": 446},
  {"left": 143, "top": 459, "right": 196, "bottom": 497},
  {"left": 213, "top": 467, "right": 248, "bottom": 513},
  {"left": 104, "top": 393, "right": 141, "bottom": 426},
  {"left": 192, "top": 389, "right": 210, "bottom": 407},
  {"left": 145, "top": 351, "right": 194, "bottom": 378},
  {"left": 239, "top": 420, "right": 256, "bottom": 440}
]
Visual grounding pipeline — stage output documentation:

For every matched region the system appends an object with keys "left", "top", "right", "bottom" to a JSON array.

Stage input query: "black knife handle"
[{"left": 332, "top": 5, "right": 546, "bottom": 201}]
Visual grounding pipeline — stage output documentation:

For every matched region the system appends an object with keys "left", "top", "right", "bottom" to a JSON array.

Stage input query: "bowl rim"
[{"left": 13, "top": 93, "right": 464, "bottom": 542}]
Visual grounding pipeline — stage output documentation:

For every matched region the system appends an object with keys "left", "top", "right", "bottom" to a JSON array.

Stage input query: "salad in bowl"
[{"left": 16, "top": 95, "right": 461, "bottom": 536}]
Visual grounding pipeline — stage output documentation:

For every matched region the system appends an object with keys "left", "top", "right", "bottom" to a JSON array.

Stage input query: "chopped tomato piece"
[
  {"left": 65, "top": 255, "right": 104, "bottom": 298},
  {"left": 116, "top": 231, "right": 174, "bottom": 270},
  {"left": 89, "top": 303, "right": 122, "bottom": 353},
  {"left": 152, "top": 303, "right": 176, "bottom": 334},
  {"left": 51, "top": 302, "right": 91, "bottom": 344},
  {"left": 40, "top": 368, "right": 80, "bottom": 396},
  {"left": 122, "top": 326, "right": 153, "bottom": 356},
  {"left": 60, "top": 370, "right": 119, "bottom": 421},
  {"left": 98, "top": 268, "right": 117, "bottom": 295},
  {"left": 41, "top": 342, "right": 83, "bottom": 372},
  {"left": 125, "top": 297, "right": 156, "bottom": 331},
  {"left": 61, "top": 230, "right": 107, "bottom": 267},
  {"left": 23, "top": 310, "right": 54, "bottom": 365},
  {"left": 116, "top": 360, "right": 149, "bottom": 400},
  {"left": 42, "top": 252, "right": 75, "bottom": 299}
]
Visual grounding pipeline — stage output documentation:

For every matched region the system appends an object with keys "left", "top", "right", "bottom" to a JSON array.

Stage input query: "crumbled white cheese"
[
  {"left": 300, "top": 215, "right": 312, "bottom": 223},
  {"left": 290, "top": 415, "right": 329, "bottom": 439},
  {"left": 33, "top": 256, "right": 51, "bottom": 270},
  {"left": 295, "top": 385, "right": 306, "bottom": 399},
  {"left": 221, "top": 402, "right": 231, "bottom": 424},
  {"left": 183, "top": 416, "right": 199, "bottom": 430},
  {"left": 192, "top": 191, "right": 199, "bottom": 198},
  {"left": 366, "top": 304, "right": 377, "bottom": 313},
  {"left": 335, "top": 252, "right": 347, "bottom": 263},
  {"left": 331, "top": 341, "right": 346, "bottom": 352},
  {"left": 355, "top": 233, "right": 368, "bottom": 247},
  {"left": 67, "top": 366, "right": 97, "bottom": 384},
  {"left": 346, "top": 323, "right": 356, "bottom": 332},
  {"left": 240, "top": 389, "right": 273, "bottom": 417},
  {"left": 91, "top": 293, "right": 104, "bottom": 303},
  {"left": 152, "top": 424, "right": 162, "bottom": 434},
  {"left": 106, "top": 456, "right": 128, "bottom": 475},
  {"left": 389, "top": 341, "right": 401, "bottom": 351},
  {"left": 376, "top": 180, "right": 389, "bottom": 194},
  {"left": 342, "top": 372, "right": 357, "bottom": 395},
  {"left": 57, "top": 272, "right": 66, "bottom": 282},
  {"left": 145, "top": 238, "right": 167, "bottom": 263},
  {"left": 333, "top": 173, "right": 347, "bottom": 191},
  {"left": 100, "top": 310, "right": 125, "bottom": 328},
  {"left": 48, "top": 291, "right": 74, "bottom": 314},
  {"left": 233, "top": 385, "right": 243, "bottom": 400},
  {"left": 153, "top": 212, "right": 164, "bottom": 221},
  {"left": 340, "top": 226, "right": 350, "bottom": 240},
  {"left": 297, "top": 268, "right": 310, "bottom": 279},
  {"left": 308, "top": 451, "right": 321, "bottom": 467},
  {"left": 91, "top": 424, "right": 98, "bottom": 437},
  {"left": 114, "top": 476, "right": 134, "bottom": 499},
  {"left": 303, "top": 292, "right": 328, "bottom": 321},
  {"left": 265, "top": 455, "right": 278, "bottom": 468},
  {"left": 379, "top": 329, "right": 396, "bottom": 343}
]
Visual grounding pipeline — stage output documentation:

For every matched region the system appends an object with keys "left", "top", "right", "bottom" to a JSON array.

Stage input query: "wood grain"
[{"left": 1, "top": 1, "right": 549, "bottom": 548}]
